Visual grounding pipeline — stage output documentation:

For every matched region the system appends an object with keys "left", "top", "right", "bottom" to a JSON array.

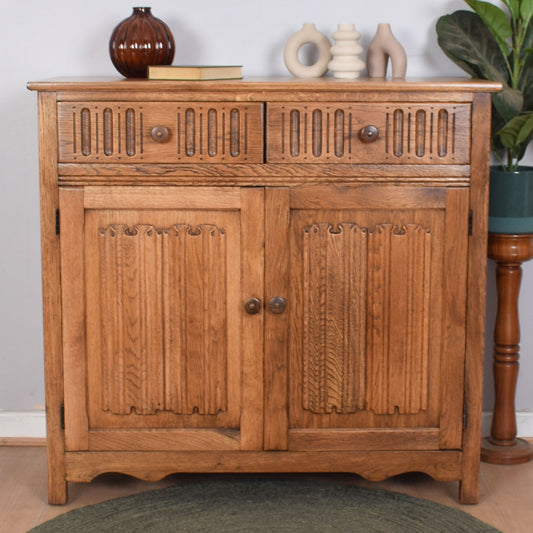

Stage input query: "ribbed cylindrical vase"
[{"left": 109, "top": 7, "right": 175, "bottom": 78}]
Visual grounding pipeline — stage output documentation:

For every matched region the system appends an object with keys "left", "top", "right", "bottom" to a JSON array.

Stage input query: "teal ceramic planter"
[{"left": 489, "top": 166, "right": 533, "bottom": 234}]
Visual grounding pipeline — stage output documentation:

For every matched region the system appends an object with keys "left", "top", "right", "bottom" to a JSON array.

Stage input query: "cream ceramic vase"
[
  {"left": 367, "top": 23, "right": 407, "bottom": 78},
  {"left": 328, "top": 24, "right": 365, "bottom": 79},
  {"left": 284, "top": 23, "right": 331, "bottom": 78}
]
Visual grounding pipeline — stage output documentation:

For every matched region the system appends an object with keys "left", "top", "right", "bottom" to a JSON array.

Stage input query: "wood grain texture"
[
  {"left": 94, "top": 222, "right": 228, "bottom": 417},
  {"left": 63, "top": 450, "right": 463, "bottom": 483},
  {"left": 57, "top": 102, "right": 263, "bottom": 164},
  {"left": 27, "top": 76, "right": 503, "bottom": 94},
  {"left": 59, "top": 188, "right": 89, "bottom": 451},
  {"left": 5, "top": 446, "right": 533, "bottom": 533},
  {"left": 482, "top": 234, "right": 533, "bottom": 464},
  {"left": 288, "top": 187, "right": 462, "bottom": 436},
  {"left": 29, "top": 78, "right": 495, "bottom": 504},
  {"left": 267, "top": 103, "right": 471, "bottom": 164},
  {"left": 37, "top": 92, "right": 68, "bottom": 504},
  {"left": 460, "top": 92, "right": 492, "bottom": 504},
  {"left": 58, "top": 163, "right": 471, "bottom": 180},
  {"left": 60, "top": 188, "right": 263, "bottom": 452},
  {"left": 288, "top": 428, "right": 440, "bottom": 451},
  {"left": 439, "top": 188, "right": 469, "bottom": 450},
  {"left": 239, "top": 188, "right": 265, "bottom": 451},
  {"left": 264, "top": 188, "right": 290, "bottom": 450}
]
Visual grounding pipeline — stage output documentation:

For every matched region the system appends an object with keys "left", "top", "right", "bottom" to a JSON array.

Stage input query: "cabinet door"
[
  {"left": 59, "top": 186, "right": 264, "bottom": 452},
  {"left": 265, "top": 185, "right": 469, "bottom": 452}
]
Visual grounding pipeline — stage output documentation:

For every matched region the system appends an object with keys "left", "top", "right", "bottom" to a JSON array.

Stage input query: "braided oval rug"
[{"left": 30, "top": 478, "right": 500, "bottom": 533}]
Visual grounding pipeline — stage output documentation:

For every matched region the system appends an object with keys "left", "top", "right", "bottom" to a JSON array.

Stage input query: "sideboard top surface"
[{"left": 27, "top": 76, "right": 503, "bottom": 96}]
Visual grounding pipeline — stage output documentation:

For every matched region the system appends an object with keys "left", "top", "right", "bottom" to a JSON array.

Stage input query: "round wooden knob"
[
  {"left": 244, "top": 297, "right": 261, "bottom": 315},
  {"left": 151, "top": 126, "right": 170, "bottom": 143},
  {"left": 359, "top": 125, "right": 379, "bottom": 143},
  {"left": 268, "top": 296, "right": 287, "bottom": 314}
]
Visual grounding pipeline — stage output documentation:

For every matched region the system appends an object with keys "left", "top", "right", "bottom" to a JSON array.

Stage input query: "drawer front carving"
[
  {"left": 266, "top": 103, "right": 471, "bottom": 164},
  {"left": 57, "top": 102, "right": 263, "bottom": 163}
]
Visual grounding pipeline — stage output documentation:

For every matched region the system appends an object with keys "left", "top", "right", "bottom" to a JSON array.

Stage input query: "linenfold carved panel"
[
  {"left": 267, "top": 103, "right": 471, "bottom": 164},
  {"left": 57, "top": 102, "right": 263, "bottom": 163},
  {"left": 97, "top": 223, "right": 228, "bottom": 416},
  {"left": 302, "top": 222, "right": 431, "bottom": 415}
]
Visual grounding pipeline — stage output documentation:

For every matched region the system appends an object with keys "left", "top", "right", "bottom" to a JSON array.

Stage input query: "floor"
[{"left": 1, "top": 445, "right": 532, "bottom": 533}]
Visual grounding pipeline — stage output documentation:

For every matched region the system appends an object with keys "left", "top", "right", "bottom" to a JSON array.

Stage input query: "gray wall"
[{"left": 1, "top": 0, "right": 532, "bottom": 417}]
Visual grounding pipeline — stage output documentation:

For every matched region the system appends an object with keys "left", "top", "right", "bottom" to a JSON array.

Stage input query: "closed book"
[{"left": 148, "top": 65, "right": 243, "bottom": 80}]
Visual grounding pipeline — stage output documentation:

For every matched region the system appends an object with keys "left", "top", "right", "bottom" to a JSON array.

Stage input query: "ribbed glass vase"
[{"left": 109, "top": 7, "right": 175, "bottom": 78}]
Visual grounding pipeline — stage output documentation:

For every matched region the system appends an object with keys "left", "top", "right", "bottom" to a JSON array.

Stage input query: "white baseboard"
[
  {"left": 1, "top": 410, "right": 532, "bottom": 440},
  {"left": 0, "top": 410, "right": 47, "bottom": 439}
]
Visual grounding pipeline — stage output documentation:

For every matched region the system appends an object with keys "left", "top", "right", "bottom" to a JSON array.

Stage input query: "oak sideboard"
[{"left": 28, "top": 77, "right": 501, "bottom": 504}]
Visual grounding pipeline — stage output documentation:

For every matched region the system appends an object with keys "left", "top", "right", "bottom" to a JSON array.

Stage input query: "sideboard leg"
[
  {"left": 481, "top": 233, "right": 533, "bottom": 464},
  {"left": 459, "top": 475, "right": 479, "bottom": 505},
  {"left": 47, "top": 458, "right": 67, "bottom": 505},
  {"left": 48, "top": 478, "right": 68, "bottom": 505}
]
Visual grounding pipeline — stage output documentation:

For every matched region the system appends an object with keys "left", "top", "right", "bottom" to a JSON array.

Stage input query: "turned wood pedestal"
[{"left": 481, "top": 233, "right": 533, "bottom": 464}]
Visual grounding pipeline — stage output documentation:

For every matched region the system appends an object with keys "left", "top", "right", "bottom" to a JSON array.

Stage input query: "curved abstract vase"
[
  {"left": 109, "top": 7, "right": 175, "bottom": 78},
  {"left": 367, "top": 23, "right": 407, "bottom": 78},
  {"left": 284, "top": 23, "right": 331, "bottom": 78}
]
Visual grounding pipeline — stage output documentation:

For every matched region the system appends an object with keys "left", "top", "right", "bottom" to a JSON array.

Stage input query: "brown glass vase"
[{"left": 109, "top": 7, "right": 175, "bottom": 78}]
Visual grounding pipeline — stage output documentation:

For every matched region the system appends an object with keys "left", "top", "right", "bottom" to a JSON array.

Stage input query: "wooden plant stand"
[{"left": 481, "top": 233, "right": 533, "bottom": 464}]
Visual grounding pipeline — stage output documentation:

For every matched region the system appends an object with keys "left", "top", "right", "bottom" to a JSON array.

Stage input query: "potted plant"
[{"left": 436, "top": 0, "right": 533, "bottom": 233}]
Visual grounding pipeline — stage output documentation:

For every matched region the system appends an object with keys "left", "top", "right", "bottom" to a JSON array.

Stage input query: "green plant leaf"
[
  {"left": 502, "top": 0, "right": 521, "bottom": 21},
  {"left": 516, "top": 111, "right": 533, "bottom": 142},
  {"left": 521, "top": 19, "right": 533, "bottom": 109},
  {"left": 520, "top": 0, "right": 533, "bottom": 23},
  {"left": 493, "top": 85, "right": 524, "bottom": 122},
  {"left": 496, "top": 111, "right": 533, "bottom": 149},
  {"left": 464, "top": 0, "right": 512, "bottom": 56},
  {"left": 436, "top": 11, "right": 509, "bottom": 82},
  {"left": 522, "top": 62, "right": 533, "bottom": 111}
]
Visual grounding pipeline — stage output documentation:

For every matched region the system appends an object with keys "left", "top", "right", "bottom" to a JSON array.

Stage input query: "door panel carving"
[{"left": 301, "top": 222, "right": 432, "bottom": 416}]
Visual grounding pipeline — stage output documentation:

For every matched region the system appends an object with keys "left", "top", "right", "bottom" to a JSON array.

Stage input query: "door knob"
[
  {"left": 151, "top": 126, "right": 170, "bottom": 143},
  {"left": 244, "top": 297, "right": 262, "bottom": 314},
  {"left": 359, "top": 125, "right": 379, "bottom": 143},
  {"left": 268, "top": 296, "right": 287, "bottom": 314}
]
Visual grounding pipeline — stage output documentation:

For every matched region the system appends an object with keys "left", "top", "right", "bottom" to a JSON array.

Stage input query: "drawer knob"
[
  {"left": 359, "top": 125, "right": 379, "bottom": 143},
  {"left": 151, "top": 126, "right": 170, "bottom": 143},
  {"left": 244, "top": 297, "right": 262, "bottom": 315},
  {"left": 269, "top": 296, "right": 287, "bottom": 314}
]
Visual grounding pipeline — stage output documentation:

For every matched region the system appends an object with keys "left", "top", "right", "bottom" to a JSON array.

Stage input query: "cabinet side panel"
[
  {"left": 38, "top": 92, "right": 68, "bottom": 504},
  {"left": 460, "top": 92, "right": 492, "bottom": 504}
]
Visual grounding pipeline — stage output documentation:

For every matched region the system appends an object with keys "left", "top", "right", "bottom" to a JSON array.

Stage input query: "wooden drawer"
[
  {"left": 57, "top": 102, "right": 263, "bottom": 163},
  {"left": 266, "top": 103, "right": 471, "bottom": 164}
]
